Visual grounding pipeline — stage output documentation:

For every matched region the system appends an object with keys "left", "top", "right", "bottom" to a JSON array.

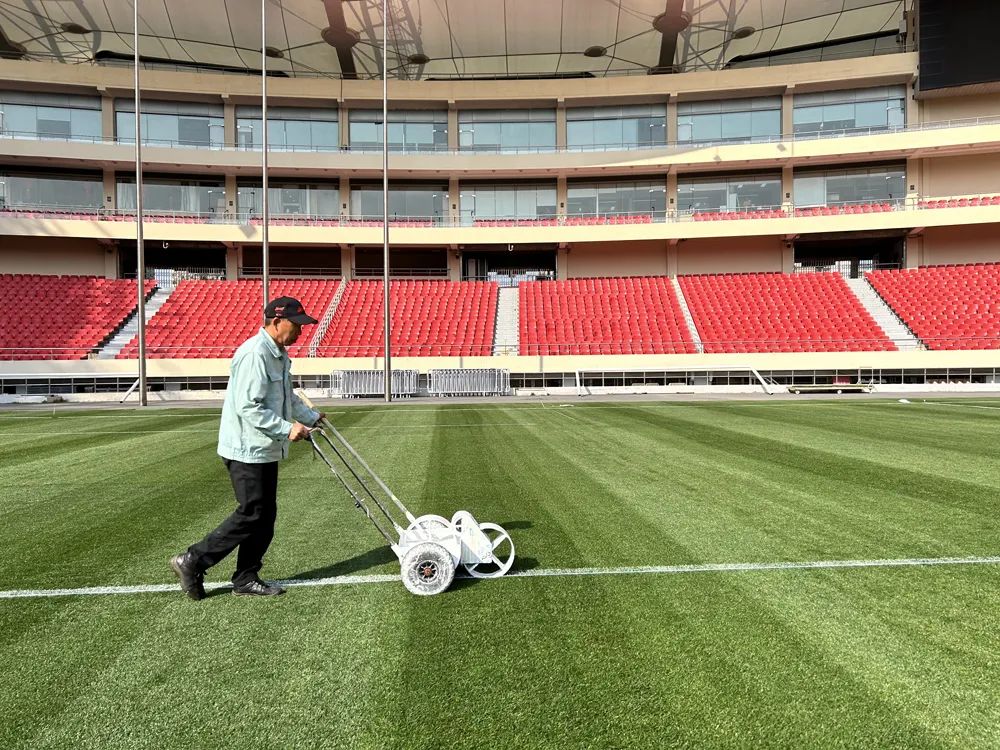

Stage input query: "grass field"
[{"left": 1, "top": 398, "right": 999, "bottom": 749}]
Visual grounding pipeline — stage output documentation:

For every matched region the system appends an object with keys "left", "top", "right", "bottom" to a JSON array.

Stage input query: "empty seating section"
[
  {"left": 866, "top": 264, "right": 1000, "bottom": 350},
  {"left": 519, "top": 277, "right": 695, "bottom": 355},
  {"left": 919, "top": 196, "right": 1000, "bottom": 209},
  {"left": 319, "top": 280, "right": 498, "bottom": 357},
  {"left": 793, "top": 203, "right": 896, "bottom": 216},
  {"left": 680, "top": 272, "right": 894, "bottom": 353},
  {"left": 0, "top": 274, "right": 152, "bottom": 360},
  {"left": 118, "top": 279, "right": 338, "bottom": 359},
  {"left": 692, "top": 209, "right": 785, "bottom": 221}
]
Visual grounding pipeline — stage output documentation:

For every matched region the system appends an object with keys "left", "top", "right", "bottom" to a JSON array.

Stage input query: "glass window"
[
  {"left": 117, "top": 178, "right": 224, "bottom": 214},
  {"left": 793, "top": 87, "right": 906, "bottom": 137},
  {"left": 0, "top": 100, "right": 101, "bottom": 141},
  {"left": 567, "top": 180, "right": 666, "bottom": 216},
  {"left": 678, "top": 174, "right": 782, "bottom": 212},
  {"left": 116, "top": 112, "right": 224, "bottom": 148},
  {"left": 0, "top": 172, "right": 102, "bottom": 209},
  {"left": 350, "top": 185, "right": 446, "bottom": 222},
  {"left": 237, "top": 183, "right": 340, "bottom": 217},
  {"left": 458, "top": 110, "right": 556, "bottom": 152},
  {"left": 459, "top": 184, "right": 557, "bottom": 223},
  {"left": 347, "top": 110, "right": 447, "bottom": 152},
  {"left": 678, "top": 98, "right": 780, "bottom": 144},
  {"left": 794, "top": 166, "right": 905, "bottom": 206}
]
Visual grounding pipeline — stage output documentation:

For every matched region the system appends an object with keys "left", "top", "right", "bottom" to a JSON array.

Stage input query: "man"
[{"left": 170, "top": 296, "right": 326, "bottom": 599}]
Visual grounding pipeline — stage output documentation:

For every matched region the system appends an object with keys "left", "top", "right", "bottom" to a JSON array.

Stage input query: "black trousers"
[{"left": 188, "top": 459, "right": 279, "bottom": 586}]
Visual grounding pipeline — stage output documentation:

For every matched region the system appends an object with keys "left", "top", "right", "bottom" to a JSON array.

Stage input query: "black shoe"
[
  {"left": 170, "top": 552, "right": 206, "bottom": 601},
  {"left": 232, "top": 578, "right": 286, "bottom": 597}
]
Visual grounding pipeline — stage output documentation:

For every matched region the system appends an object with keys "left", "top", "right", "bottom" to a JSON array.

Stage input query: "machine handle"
[{"left": 296, "top": 390, "right": 331, "bottom": 428}]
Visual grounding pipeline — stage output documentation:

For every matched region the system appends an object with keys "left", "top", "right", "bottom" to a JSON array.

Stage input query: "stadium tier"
[
  {"left": 118, "top": 279, "right": 339, "bottom": 359},
  {"left": 679, "top": 272, "right": 895, "bottom": 353},
  {"left": 866, "top": 264, "right": 1000, "bottom": 350},
  {"left": 518, "top": 277, "right": 696, "bottom": 355},
  {"left": 318, "top": 280, "right": 498, "bottom": 357},
  {"left": 0, "top": 274, "right": 153, "bottom": 360}
]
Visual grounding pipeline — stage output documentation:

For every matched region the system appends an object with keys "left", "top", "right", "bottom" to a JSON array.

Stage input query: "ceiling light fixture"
[
  {"left": 583, "top": 45, "right": 607, "bottom": 58},
  {"left": 407, "top": 53, "right": 430, "bottom": 65},
  {"left": 321, "top": 27, "right": 360, "bottom": 49},
  {"left": 732, "top": 26, "right": 756, "bottom": 40},
  {"left": 60, "top": 22, "right": 91, "bottom": 35},
  {"left": 652, "top": 11, "right": 692, "bottom": 35},
  {"left": 264, "top": 46, "right": 285, "bottom": 59}
]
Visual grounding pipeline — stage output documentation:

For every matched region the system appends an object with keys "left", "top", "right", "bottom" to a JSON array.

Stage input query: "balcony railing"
[
  {"left": 1, "top": 111, "right": 998, "bottom": 155},
  {"left": 1, "top": 194, "right": 996, "bottom": 229}
]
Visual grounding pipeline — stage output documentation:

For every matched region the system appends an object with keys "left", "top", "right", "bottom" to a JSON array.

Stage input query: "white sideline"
[{"left": 1, "top": 555, "right": 997, "bottom": 600}]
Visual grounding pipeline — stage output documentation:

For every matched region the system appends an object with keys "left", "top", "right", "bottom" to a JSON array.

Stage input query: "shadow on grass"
[
  {"left": 447, "top": 555, "right": 540, "bottom": 593},
  {"left": 286, "top": 545, "right": 397, "bottom": 581}
]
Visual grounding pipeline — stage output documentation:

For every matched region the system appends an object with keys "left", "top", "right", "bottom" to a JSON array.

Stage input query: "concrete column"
[
  {"left": 906, "top": 79, "right": 919, "bottom": 126},
  {"left": 100, "top": 93, "right": 115, "bottom": 142},
  {"left": 781, "top": 87, "right": 795, "bottom": 137},
  {"left": 448, "top": 176, "right": 460, "bottom": 225},
  {"left": 223, "top": 100, "right": 236, "bottom": 148},
  {"left": 102, "top": 169, "right": 116, "bottom": 210},
  {"left": 905, "top": 156, "right": 923, "bottom": 207},
  {"left": 103, "top": 244, "right": 119, "bottom": 279},
  {"left": 447, "top": 102, "right": 459, "bottom": 151},
  {"left": 781, "top": 165, "right": 794, "bottom": 212},
  {"left": 556, "top": 99, "right": 567, "bottom": 150},
  {"left": 905, "top": 235, "right": 923, "bottom": 269},
  {"left": 667, "top": 170, "right": 678, "bottom": 218},
  {"left": 557, "top": 247, "right": 569, "bottom": 280},
  {"left": 666, "top": 93, "right": 677, "bottom": 144},
  {"left": 666, "top": 242, "right": 678, "bottom": 278},
  {"left": 447, "top": 250, "right": 461, "bottom": 281},
  {"left": 340, "top": 246, "right": 353, "bottom": 280},
  {"left": 339, "top": 105, "right": 350, "bottom": 149},
  {"left": 339, "top": 176, "right": 351, "bottom": 216},
  {"left": 557, "top": 175, "right": 568, "bottom": 218},
  {"left": 781, "top": 240, "right": 794, "bottom": 273},
  {"left": 224, "top": 174, "right": 238, "bottom": 217},
  {"left": 225, "top": 245, "right": 239, "bottom": 280}
]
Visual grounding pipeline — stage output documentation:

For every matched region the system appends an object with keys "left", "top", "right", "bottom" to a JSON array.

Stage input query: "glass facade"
[
  {"left": 116, "top": 101, "right": 224, "bottom": 148},
  {"left": 0, "top": 171, "right": 102, "bottom": 210},
  {"left": 350, "top": 185, "right": 447, "bottom": 221},
  {"left": 567, "top": 180, "right": 666, "bottom": 216},
  {"left": 793, "top": 87, "right": 906, "bottom": 137},
  {"left": 237, "top": 183, "right": 340, "bottom": 216},
  {"left": 677, "top": 174, "right": 782, "bottom": 213},
  {"left": 236, "top": 107, "right": 339, "bottom": 151},
  {"left": 677, "top": 97, "right": 781, "bottom": 145},
  {"left": 566, "top": 105, "right": 667, "bottom": 150},
  {"left": 458, "top": 109, "right": 556, "bottom": 152},
  {"left": 348, "top": 110, "right": 447, "bottom": 152},
  {"left": 794, "top": 165, "right": 906, "bottom": 206},
  {"left": 117, "top": 178, "right": 225, "bottom": 214},
  {"left": 0, "top": 92, "right": 101, "bottom": 141},
  {"left": 459, "top": 184, "right": 557, "bottom": 223}
]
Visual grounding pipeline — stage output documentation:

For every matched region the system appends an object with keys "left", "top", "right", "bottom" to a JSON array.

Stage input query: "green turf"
[{"left": 1, "top": 399, "right": 998, "bottom": 749}]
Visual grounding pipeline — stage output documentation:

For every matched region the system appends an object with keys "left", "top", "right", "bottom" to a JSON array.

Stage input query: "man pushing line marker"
[{"left": 171, "top": 297, "right": 326, "bottom": 600}]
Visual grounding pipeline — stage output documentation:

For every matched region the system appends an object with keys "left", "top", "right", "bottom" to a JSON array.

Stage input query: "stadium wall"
[
  {"left": 676, "top": 237, "right": 787, "bottom": 276},
  {"left": 0, "top": 237, "right": 110, "bottom": 276},
  {"left": 922, "top": 153, "right": 1000, "bottom": 196},
  {"left": 916, "top": 224, "right": 1000, "bottom": 266}
]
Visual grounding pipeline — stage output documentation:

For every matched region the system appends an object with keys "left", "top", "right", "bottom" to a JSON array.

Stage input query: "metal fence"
[
  {"left": 428, "top": 368, "right": 510, "bottom": 397},
  {"left": 330, "top": 369, "right": 419, "bottom": 398}
]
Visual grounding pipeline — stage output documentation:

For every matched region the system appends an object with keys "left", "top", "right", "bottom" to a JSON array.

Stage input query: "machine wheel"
[
  {"left": 400, "top": 542, "right": 455, "bottom": 596},
  {"left": 463, "top": 522, "right": 516, "bottom": 579},
  {"left": 406, "top": 514, "right": 451, "bottom": 532}
]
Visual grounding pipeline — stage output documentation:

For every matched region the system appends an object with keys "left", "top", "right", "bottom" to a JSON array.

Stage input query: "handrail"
[{"left": 0, "top": 111, "right": 997, "bottom": 155}]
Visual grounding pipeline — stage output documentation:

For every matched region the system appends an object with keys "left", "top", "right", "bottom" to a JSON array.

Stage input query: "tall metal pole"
[
  {"left": 382, "top": 0, "right": 391, "bottom": 402},
  {"left": 261, "top": 0, "right": 270, "bottom": 310},
  {"left": 133, "top": 0, "right": 147, "bottom": 406}
]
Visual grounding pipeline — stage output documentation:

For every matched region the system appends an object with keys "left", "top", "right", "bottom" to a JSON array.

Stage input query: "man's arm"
[
  {"left": 234, "top": 353, "right": 294, "bottom": 440},
  {"left": 290, "top": 389, "right": 322, "bottom": 427}
]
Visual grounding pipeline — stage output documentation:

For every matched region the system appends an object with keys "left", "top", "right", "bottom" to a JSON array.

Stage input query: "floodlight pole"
[
  {"left": 382, "top": 0, "right": 392, "bottom": 402},
  {"left": 133, "top": 0, "right": 147, "bottom": 407},
  {"left": 261, "top": 0, "right": 270, "bottom": 310}
]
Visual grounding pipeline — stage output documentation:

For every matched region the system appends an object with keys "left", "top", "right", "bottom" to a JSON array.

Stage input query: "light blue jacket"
[{"left": 217, "top": 328, "right": 320, "bottom": 464}]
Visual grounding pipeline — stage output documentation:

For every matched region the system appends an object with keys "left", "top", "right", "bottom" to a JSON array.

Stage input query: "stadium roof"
[{"left": 0, "top": 0, "right": 909, "bottom": 80}]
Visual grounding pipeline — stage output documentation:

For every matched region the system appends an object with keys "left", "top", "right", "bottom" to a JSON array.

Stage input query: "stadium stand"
[
  {"left": 518, "top": 277, "right": 696, "bottom": 355},
  {"left": 117, "top": 279, "right": 339, "bottom": 359},
  {"left": 691, "top": 209, "right": 786, "bottom": 221},
  {"left": 679, "top": 272, "right": 895, "bottom": 353},
  {"left": 866, "top": 264, "right": 1000, "bottom": 350},
  {"left": 318, "top": 280, "right": 498, "bottom": 357},
  {"left": 0, "top": 274, "right": 154, "bottom": 360},
  {"left": 793, "top": 203, "right": 897, "bottom": 216}
]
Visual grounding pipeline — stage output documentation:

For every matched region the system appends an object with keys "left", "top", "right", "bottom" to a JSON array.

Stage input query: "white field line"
[
  {"left": 2, "top": 555, "right": 997, "bottom": 600},
  {"left": 918, "top": 401, "right": 1000, "bottom": 411}
]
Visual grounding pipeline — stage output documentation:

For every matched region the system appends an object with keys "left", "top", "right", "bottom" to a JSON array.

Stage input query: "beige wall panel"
[
  {"left": 922, "top": 153, "right": 1000, "bottom": 197},
  {"left": 920, "top": 224, "right": 1000, "bottom": 266},
  {"left": 676, "top": 236, "right": 784, "bottom": 275},
  {"left": 566, "top": 240, "right": 667, "bottom": 278},
  {"left": 921, "top": 94, "right": 1000, "bottom": 121},
  {"left": 0, "top": 236, "right": 108, "bottom": 275}
]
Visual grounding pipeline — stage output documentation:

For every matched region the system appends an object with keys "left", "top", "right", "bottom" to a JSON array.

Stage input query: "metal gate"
[
  {"left": 428, "top": 369, "right": 510, "bottom": 397},
  {"left": 330, "top": 369, "right": 419, "bottom": 398}
]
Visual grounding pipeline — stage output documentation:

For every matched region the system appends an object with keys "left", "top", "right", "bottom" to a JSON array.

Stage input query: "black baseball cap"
[{"left": 265, "top": 296, "right": 318, "bottom": 325}]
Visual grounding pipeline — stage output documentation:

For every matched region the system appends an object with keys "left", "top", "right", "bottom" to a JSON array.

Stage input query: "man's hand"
[
  {"left": 288, "top": 422, "right": 313, "bottom": 442},
  {"left": 315, "top": 412, "right": 327, "bottom": 425}
]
